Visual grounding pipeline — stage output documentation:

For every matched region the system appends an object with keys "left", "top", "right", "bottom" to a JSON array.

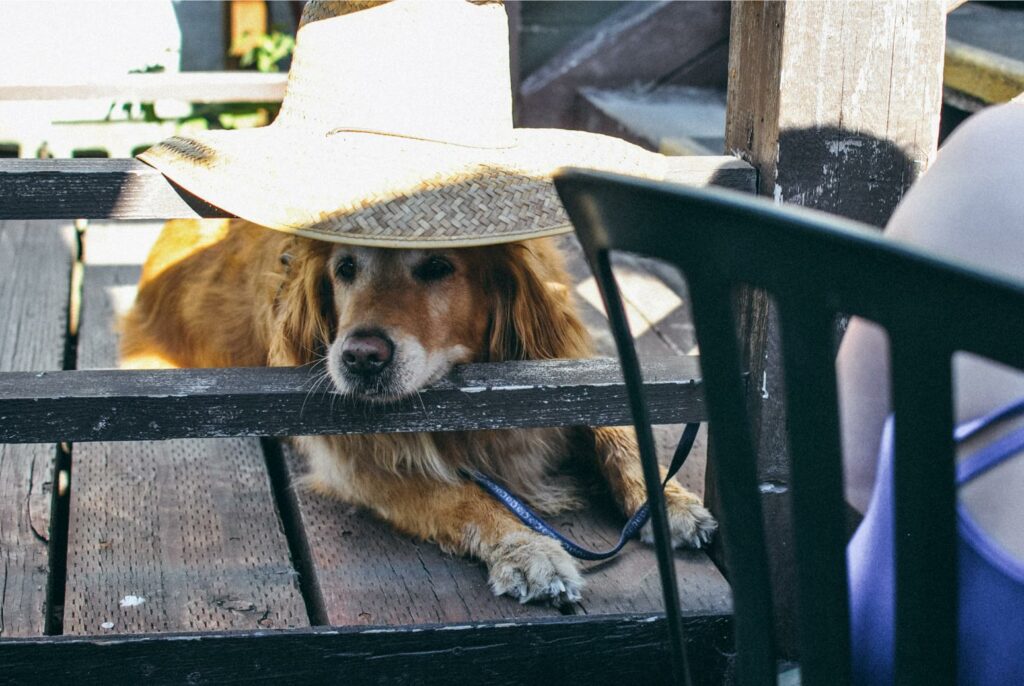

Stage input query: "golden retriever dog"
[{"left": 121, "top": 219, "right": 716, "bottom": 605}]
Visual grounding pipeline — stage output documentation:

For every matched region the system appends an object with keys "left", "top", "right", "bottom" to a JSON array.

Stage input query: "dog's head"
[
  {"left": 269, "top": 239, "right": 590, "bottom": 401},
  {"left": 324, "top": 246, "right": 491, "bottom": 399}
]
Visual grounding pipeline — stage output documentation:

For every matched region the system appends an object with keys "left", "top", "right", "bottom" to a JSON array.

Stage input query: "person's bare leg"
[{"left": 838, "top": 102, "right": 1024, "bottom": 555}]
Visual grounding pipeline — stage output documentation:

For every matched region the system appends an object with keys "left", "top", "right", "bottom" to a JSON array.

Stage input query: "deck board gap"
[
  {"left": 44, "top": 220, "right": 86, "bottom": 635},
  {"left": 43, "top": 443, "right": 71, "bottom": 635},
  {"left": 260, "top": 438, "right": 330, "bottom": 627}
]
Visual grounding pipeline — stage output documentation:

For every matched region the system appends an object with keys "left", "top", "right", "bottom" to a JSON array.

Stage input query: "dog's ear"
[
  {"left": 488, "top": 242, "right": 591, "bottom": 361},
  {"left": 268, "top": 241, "right": 336, "bottom": 366}
]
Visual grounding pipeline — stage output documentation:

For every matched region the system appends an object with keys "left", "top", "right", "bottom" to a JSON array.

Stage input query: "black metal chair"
[{"left": 554, "top": 168, "right": 1024, "bottom": 686}]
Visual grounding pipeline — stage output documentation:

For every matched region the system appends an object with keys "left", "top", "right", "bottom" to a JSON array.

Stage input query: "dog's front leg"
[
  {"left": 589, "top": 426, "right": 717, "bottom": 549},
  {"left": 365, "top": 474, "right": 583, "bottom": 605}
]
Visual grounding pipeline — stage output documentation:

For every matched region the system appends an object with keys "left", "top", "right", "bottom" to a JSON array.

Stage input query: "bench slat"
[
  {"left": 0, "top": 357, "right": 706, "bottom": 444},
  {"left": 0, "top": 220, "right": 74, "bottom": 637},
  {"left": 0, "top": 157, "right": 753, "bottom": 220},
  {"left": 0, "top": 160, "right": 228, "bottom": 221},
  {"left": 62, "top": 255, "right": 308, "bottom": 636},
  {"left": 0, "top": 614, "right": 733, "bottom": 686}
]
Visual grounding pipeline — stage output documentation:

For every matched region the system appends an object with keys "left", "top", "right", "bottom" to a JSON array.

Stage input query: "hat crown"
[{"left": 276, "top": 0, "right": 513, "bottom": 148}]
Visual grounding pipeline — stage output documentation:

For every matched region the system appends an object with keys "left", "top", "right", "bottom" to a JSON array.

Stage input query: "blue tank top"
[{"left": 847, "top": 399, "right": 1024, "bottom": 685}]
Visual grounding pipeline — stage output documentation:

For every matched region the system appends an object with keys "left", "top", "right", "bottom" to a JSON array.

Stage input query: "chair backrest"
[{"left": 554, "top": 168, "right": 1024, "bottom": 686}]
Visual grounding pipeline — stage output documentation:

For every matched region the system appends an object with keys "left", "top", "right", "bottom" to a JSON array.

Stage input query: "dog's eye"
[
  {"left": 414, "top": 256, "right": 455, "bottom": 283},
  {"left": 336, "top": 256, "right": 357, "bottom": 282}
]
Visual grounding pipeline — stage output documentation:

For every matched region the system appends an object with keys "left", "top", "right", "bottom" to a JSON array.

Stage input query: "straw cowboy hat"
[{"left": 139, "top": 0, "right": 670, "bottom": 248}]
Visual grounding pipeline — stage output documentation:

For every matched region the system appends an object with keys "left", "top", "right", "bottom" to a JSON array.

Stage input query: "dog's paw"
[
  {"left": 487, "top": 531, "right": 583, "bottom": 606},
  {"left": 640, "top": 489, "right": 717, "bottom": 549}
]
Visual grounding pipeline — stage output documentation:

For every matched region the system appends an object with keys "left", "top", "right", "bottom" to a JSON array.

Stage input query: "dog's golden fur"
[{"left": 121, "top": 219, "right": 715, "bottom": 604}]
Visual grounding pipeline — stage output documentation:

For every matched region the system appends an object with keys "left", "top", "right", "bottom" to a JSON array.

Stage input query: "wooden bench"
[{"left": 0, "top": 151, "right": 752, "bottom": 684}]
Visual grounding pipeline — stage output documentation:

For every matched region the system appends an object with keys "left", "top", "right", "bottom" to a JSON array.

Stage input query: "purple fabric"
[{"left": 847, "top": 406, "right": 1024, "bottom": 684}]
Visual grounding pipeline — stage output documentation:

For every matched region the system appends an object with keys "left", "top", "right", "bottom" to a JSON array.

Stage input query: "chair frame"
[{"left": 556, "top": 168, "right": 1024, "bottom": 686}]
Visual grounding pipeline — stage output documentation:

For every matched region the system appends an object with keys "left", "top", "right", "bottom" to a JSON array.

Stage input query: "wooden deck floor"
[{"left": 0, "top": 220, "right": 730, "bottom": 640}]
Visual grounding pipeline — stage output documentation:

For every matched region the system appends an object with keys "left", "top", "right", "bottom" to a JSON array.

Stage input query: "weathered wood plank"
[
  {"left": 0, "top": 356, "right": 706, "bottom": 444},
  {"left": 0, "top": 72, "right": 286, "bottom": 103},
  {"left": 0, "top": 160, "right": 228, "bottom": 221},
  {"left": 0, "top": 220, "right": 75, "bottom": 637},
  {"left": 519, "top": 1, "right": 730, "bottom": 128},
  {"left": 723, "top": 0, "right": 947, "bottom": 656},
  {"left": 281, "top": 440, "right": 730, "bottom": 625},
  {"left": 0, "top": 613, "right": 733, "bottom": 686},
  {"left": 0, "top": 157, "right": 754, "bottom": 220},
  {"left": 280, "top": 407, "right": 727, "bottom": 628},
  {"left": 551, "top": 507, "right": 729, "bottom": 618},
  {"left": 62, "top": 239, "right": 308, "bottom": 635},
  {"left": 278, "top": 443, "right": 555, "bottom": 626}
]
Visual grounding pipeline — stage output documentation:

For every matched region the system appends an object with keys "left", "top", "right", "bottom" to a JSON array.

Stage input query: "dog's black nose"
[{"left": 341, "top": 332, "right": 394, "bottom": 376}]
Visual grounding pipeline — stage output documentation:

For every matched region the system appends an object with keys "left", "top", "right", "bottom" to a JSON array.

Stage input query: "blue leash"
[{"left": 466, "top": 423, "right": 701, "bottom": 561}]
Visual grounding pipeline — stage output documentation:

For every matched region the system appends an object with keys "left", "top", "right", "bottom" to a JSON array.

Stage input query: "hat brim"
[{"left": 137, "top": 125, "right": 668, "bottom": 248}]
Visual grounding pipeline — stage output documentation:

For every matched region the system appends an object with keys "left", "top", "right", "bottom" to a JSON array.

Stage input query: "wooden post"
[{"left": 720, "top": 0, "right": 946, "bottom": 655}]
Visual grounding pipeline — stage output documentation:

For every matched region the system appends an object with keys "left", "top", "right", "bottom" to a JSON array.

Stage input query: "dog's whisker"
[
  {"left": 302, "top": 368, "right": 333, "bottom": 415},
  {"left": 298, "top": 358, "right": 331, "bottom": 413}
]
